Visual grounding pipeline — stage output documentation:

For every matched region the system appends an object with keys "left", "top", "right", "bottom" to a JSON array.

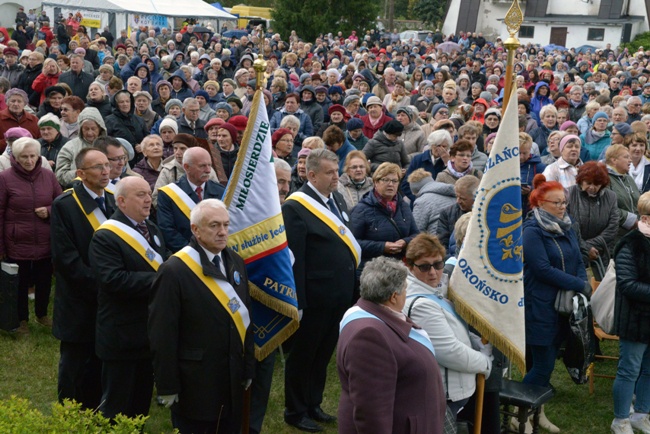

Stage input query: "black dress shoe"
[
  {"left": 309, "top": 406, "right": 337, "bottom": 423},
  {"left": 284, "top": 415, "right": 324, "bottom": 432}
]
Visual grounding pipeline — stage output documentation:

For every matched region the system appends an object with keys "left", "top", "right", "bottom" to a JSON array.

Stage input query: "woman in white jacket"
[{"left": 402, "top": 233, "right": 492, "bottom": 424}]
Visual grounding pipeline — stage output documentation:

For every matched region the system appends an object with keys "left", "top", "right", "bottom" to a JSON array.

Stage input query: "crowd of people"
[{"left": 2, "top": 7, "right": 650, "bottom": 433}]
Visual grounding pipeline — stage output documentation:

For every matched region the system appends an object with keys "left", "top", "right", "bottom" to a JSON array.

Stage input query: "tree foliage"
[
  {"left": 272, "top": 0, "right": 381, "bottom": 42},
  {"left": 413, "top": 0, "right": 446, "bottom": 27}
]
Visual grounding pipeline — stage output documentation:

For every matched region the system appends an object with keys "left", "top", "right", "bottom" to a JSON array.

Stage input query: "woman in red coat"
[
  {"left": 32, "top": 58, "right": 61, "bottom": 105},
  {"left": 337, "top": 256, "right": 446, "bottom": 434},
  {"left": 0, "top": 137, "right": 62, "bottom": 334}
]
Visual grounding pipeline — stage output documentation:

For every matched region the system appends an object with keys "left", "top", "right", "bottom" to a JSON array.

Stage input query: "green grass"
[{"left": 0, "top": 295, "right": 621, "bottom": 433}]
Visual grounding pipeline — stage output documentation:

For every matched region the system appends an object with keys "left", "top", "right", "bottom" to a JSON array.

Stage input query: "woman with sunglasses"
[{"left": 403, "top": 233, "right": 492, "bottom": 429}]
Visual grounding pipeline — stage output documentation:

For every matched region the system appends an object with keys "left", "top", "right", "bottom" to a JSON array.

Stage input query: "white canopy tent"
[{"left": 42, "top": 0, "right": 236, "bottom": 36}]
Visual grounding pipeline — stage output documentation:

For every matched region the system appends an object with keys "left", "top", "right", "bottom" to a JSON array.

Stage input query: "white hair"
[{"left": 190, "top": 198, "right": 228, "bottom": 225}]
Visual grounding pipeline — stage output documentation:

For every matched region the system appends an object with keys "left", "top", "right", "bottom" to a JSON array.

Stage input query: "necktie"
[
  {"left": 94, "top": 196, "right": 105, "bottom": 213},
  {"left": 212, "top": 255, "right": 222, "bottom": 274},
  {"left": 195, "top": 186, "right": 203, "bottom": 201},
  {"left": 136, "top": 221, "right": 151, "bottom": 243},
  {"left": 190, "top": 121, "right": 196, "bottom": 130},
  {"left": 327, "top": 197, "right": 343, "bottom": 221}
]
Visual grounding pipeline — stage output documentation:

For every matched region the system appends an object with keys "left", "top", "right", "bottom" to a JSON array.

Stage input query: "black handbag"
[
  {"left": 0, "top": 262, "right": 19, "bottom": 332},
  {"left": 551, "top": 238, "right": 575, "bottom": 315},
  {"left": 563, "top": 293, "right": 595, "bottom": 385}
]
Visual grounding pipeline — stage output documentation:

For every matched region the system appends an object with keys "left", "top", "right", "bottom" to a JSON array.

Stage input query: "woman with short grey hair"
[{"left": 337, "top": 256, "right": 446, "bottom": 433}]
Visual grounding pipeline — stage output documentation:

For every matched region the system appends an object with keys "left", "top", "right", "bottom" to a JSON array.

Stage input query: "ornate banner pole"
[
  {"left": 472, "top": 3, "right": 523, "bottom": 434},
  {"left": 501, "top": 0, "right": 523, "bottom": 112}
]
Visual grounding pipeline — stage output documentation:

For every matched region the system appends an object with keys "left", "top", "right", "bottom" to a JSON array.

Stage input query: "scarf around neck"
[
  {"left": 373, "top": 188, "right": 397, "bottom": 216},
  {"left": 447, "top": 160, "right": 473, "bottom": 178},
  {"left": 534, "top": 207, "right": 572, "bottom": 235}
]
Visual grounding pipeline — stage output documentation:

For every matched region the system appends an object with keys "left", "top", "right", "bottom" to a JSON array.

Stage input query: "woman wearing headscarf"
[{"left": 580, "top": 111, "right": 611, "bottom": 161}]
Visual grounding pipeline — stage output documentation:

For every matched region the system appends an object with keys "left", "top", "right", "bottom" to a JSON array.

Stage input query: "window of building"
[
  {"left": 519, "top": 26, "right": 535, "bottom": 38},
  {"left": 588, "top": 28, "right": 605, "bottom": 41}
]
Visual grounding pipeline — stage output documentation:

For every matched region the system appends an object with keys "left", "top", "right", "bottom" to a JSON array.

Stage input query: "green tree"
[
  {"left": 272, "top": 0, "right": 381, "bottom": 42},
  {"left": 413, "top": 0, "right": 445, "bottom": 27}
]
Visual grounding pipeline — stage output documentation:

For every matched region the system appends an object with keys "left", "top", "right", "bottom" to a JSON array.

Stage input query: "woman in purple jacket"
[{"left": 0, "top": 137, "right": 62, "bottom": 334}]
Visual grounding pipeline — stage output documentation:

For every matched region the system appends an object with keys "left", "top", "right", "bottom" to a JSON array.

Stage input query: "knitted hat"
[
  {"left": 172, "top": 133, "right": 198, "bottom": 148},
  {"left": 155, "top": 80, "right": 172, "bottom": 93},
  {"left": 346, "top": 118, "right": 363, "bottom": 131},
  {"left": 227, "top": 96, "right": 243, "bottom": 109},
  {"left": 228, "top": 115, "right": 248, "bottom": 131},
  {"left": 45, "top": 85, "right": 66, "bottom": 98},
  {"left": 396, "top": 106, "right": 414, "bottom": 121},
  {"left": 203, "top": 80, "right": 220, "bottom": 91},
  {"left": 3, "top": 47, "right": 18, "bottom": 57},
  {"left": 560, "top": 121, "right": 578, "bottom": 131},
  {"left": 133, "top": 91, "right": 152, "bottom": 101},
  {"left": 365, "top": 96, "right": 382, "bottom": 107},
  {"left": 485, "top": 132, "right": 497, "bottom": 145},
  {"left": 382, "top": 120, "right": 404, "bottom": 135},
  {"left": 297, "top": 147, "right": 311, "bottom": 159},
  {"left": 194, "top": 89, "right": 209, "bottom": 100},
  {"left": 38, "top": 113, "right": 61, "bottom": 131},
  {"left": 328, "top": 85, "right": 343, "bottom": 95},
  {"left": 592, "top": 111, "right": 608, "bottom": 122},
  {"left": 328, "top": 104, "right": 346, "bottom": 116},
  {"left": 219, "top": 122, "right": 239, "bottom": 144},
  {"left": 614, "top": 122, "right": 633, "bottom": 136},
  {"left": 222, "top": 78, "right": 236, "bottom": 89},
  {"left": 165, "top": 98, "right": 182, "bottom": 113},
  {"left": 559, "top": 134, "right": 580, "bottom": 152},
  {"left": 5, "top": 88, "right": 28, "bottom": 103},
  {"left": 485, "top": 107, "right": 502, "bottom": 119},
  {"left": 159, "top": 117, "right": 178, "bottom": 134},
  {"left": 272, "top": 128, "right": 293, "bottom": 147},
  {"left": 215, "top": 101, "right": 233, "bottom": 116},
  {"left": 5, "top": 127, "right": 33, "bottom": 139},
  {"left": 431, "top": 103, "right": 449, "bottom": 117},
  {"left": 342, "top": 94, "right": 360, "bottom": 107},
  {"left": 314, "top": 85, "right": 327, "bottom": 94},
  {"left": 204, "top": 117, "right": 225, "bottom": 132}
]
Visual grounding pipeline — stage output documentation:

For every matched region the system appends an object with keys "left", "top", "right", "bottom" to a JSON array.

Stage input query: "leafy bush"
[
  {"left": 623, "top": 31, "right": 650, "bottom": 51},
  {"left": 0, "top": 396, "right": 148, "bottom": 433}
]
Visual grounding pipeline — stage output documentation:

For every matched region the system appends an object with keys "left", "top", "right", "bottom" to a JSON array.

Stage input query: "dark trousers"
[
  {"left": 172, "top": 410, "right": 235, "bottom": 434},
  {"left": 284, "top": 305, "right": 347, "bottom": 419},
  {"left": 249, "top": 349, "right": 276, "bottom": 434},
  {"left": 58, "top": 341, "right": 102, "bottom": 410},
  {"left": 15, "top": 258, "right": 52, "bottom": 321},
  {"left": 100, "top": 358, "right": 154, "bottom": 419}
]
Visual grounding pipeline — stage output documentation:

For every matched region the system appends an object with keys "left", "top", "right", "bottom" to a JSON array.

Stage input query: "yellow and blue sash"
[
  {"left": 174, "top": 246, "right": 250, "bottom": 345},
  {"left": 71, "top": 189, "right": 108, "bottom": 231},
  {"left": 286, "top": 191, "right": 361, "bottom": 266},
  {"left": 97, "top": 219, "right": 163, "bottom": 271},
  {"left": 158, "top": 183, "right": 196, "bottom": 219}
]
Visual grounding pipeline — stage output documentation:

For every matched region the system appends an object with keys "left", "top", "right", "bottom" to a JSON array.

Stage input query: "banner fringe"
[
  {"left": 250, "top": 283, "right": 300, "bottom": 320},
  {"left": 449, "top": 287, "right": 527, "bottom": 375}
]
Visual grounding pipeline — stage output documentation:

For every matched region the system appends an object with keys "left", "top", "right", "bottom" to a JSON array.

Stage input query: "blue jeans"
[
  {"left": 613, "top": 339, "right": 650, "bottom": 419},
  {"left": 523, "top": 344, "right": 559, "bottom": 387}
]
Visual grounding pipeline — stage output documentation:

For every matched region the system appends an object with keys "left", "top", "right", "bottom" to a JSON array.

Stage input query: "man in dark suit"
[
  {"left": 282, "top": 148, "right": 360, "bottom": 432},
  {"left": 89, "top": 176, "right": 166, "bottom": 420},
  {"left": 150, "top": 199, "right": 255, "bottom": 434},
  {"left": 58, "top": 54, "right": 94, "bottom": 99},
  {"left": 51, "top": 147, "right": 115, "bottom": 409},
  {"left": 79, "top": 36, "right": 100, "bottom": 70},
  {"left": 177, "top": 98, "right": 208, "bottom": 139},
  {"left": 157, "top": 147, "right": 225, "bottom": 253}
]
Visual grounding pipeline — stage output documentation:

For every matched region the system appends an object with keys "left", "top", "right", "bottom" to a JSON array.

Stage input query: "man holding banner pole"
[{"left": 282, "top": 148, "right": 360, "bottom": 432}]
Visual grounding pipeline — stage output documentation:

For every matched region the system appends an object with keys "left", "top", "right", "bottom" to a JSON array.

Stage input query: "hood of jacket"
[
  {"left": 134, "top": 62, "right": 151, "bottom": 82},
  {"left": 111, "top": 89, "right": 136, "bottom": 115},
  {"left": 169, "top": 68, "right": 189, "bottom": 89},
  {"left": 418, "top": 180, "right": 456, "bottom": 198},
  {"left": 78, "top": 107, "right": 107, "bottom": 142}
]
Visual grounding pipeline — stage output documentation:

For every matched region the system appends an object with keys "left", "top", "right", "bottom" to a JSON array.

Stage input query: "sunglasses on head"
[{"left": 411, "top": 261, "right": 445, "bottom": 272}]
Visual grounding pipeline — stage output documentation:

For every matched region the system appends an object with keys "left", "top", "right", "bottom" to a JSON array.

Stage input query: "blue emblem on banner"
[
  {"left": 146, "top": 248, "right": 156, "bottom": 261},
  {"left": 485, "top": 185, "right": 523, "bottom": 275},
  {"left": 228, "top": 297, "right": 241, "bottom": 313},
  {"left": 339, "top": 226, "right": 346, "bottom": 235}
]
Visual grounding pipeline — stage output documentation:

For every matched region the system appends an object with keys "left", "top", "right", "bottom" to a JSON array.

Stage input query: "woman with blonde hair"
[
  {"left": 337, "top": 150, "right": 373, "bottom": 209},
  {"left": 31, "top": 57, "right": 61, "bottom": 105}
]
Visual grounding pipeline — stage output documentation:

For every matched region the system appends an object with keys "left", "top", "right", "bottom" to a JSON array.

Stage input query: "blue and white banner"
[
  {"left": 223, "top": 87, "right": 299, "bottom": 360},
  {"left": 449, "top": 88, "right": 526, "bottom": 372}
]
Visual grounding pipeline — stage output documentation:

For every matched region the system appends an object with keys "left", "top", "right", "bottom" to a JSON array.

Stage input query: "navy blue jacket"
[
  {"left": 350, "top": 190, "right": 419, "bottom": 276},
  {"left": 522, "top": 215, "right": 587, "bottom": 346},
  {"left": 157, "top": 177, "right": 225, "bottom": 253},
  {"left": 401, "top": 150, "right": 446, "bottom": 202}
]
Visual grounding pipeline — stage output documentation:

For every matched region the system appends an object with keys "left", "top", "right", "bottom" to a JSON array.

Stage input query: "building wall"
[{"left": 0, "top": 1, "right": 42, "bottom": 30}]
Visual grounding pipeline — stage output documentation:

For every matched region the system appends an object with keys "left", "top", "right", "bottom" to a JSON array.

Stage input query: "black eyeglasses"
[{"left": 411, "top": 261, "right": 445, "bottom": 272}]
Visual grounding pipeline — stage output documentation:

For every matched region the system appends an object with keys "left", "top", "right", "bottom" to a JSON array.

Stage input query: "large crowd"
[{"left": 3, "top": 6, "right": 650, "bottom": 434}]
